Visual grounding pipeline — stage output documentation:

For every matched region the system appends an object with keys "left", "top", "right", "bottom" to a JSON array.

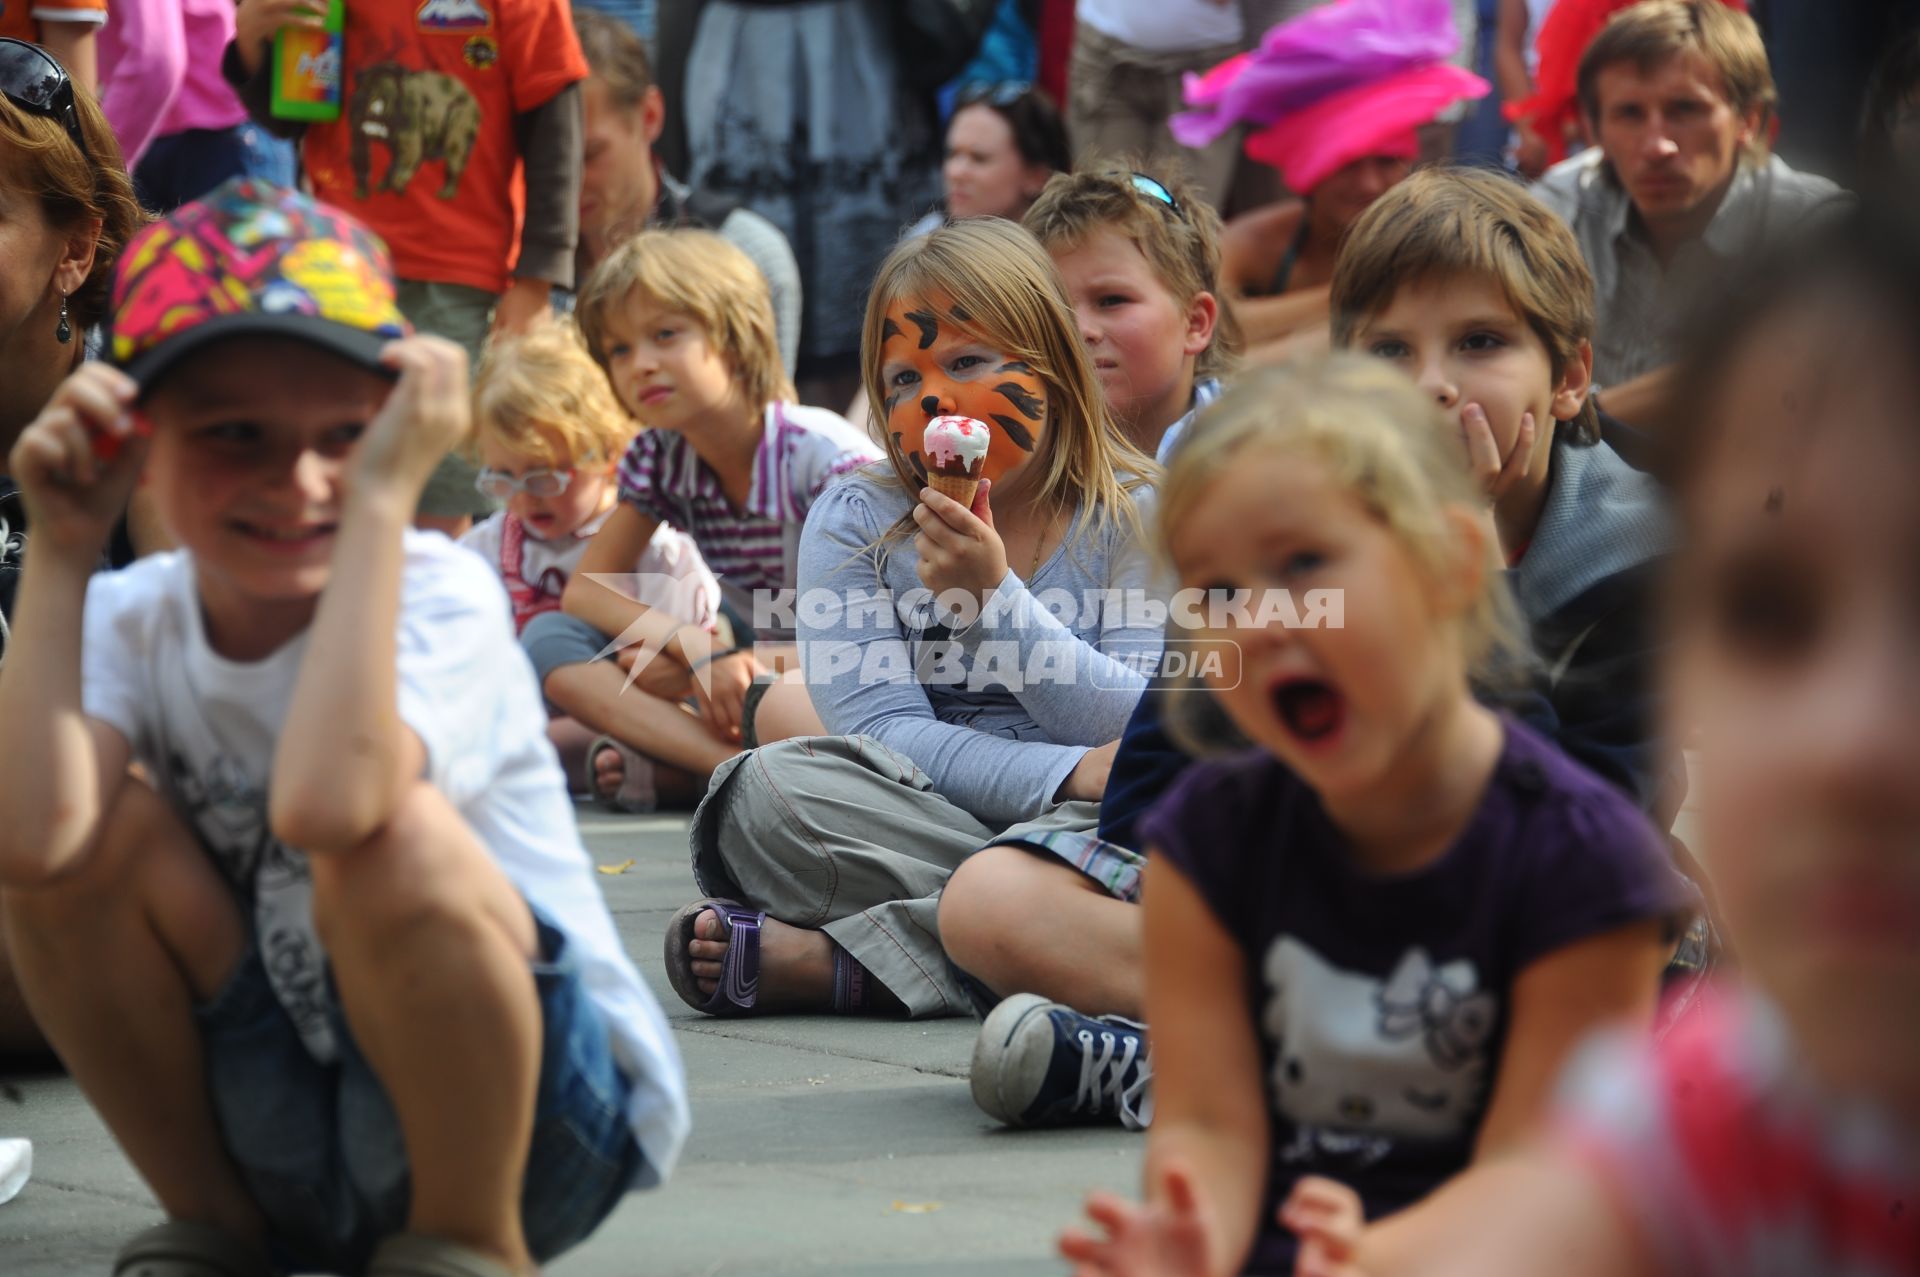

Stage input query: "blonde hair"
[
  {"left": 1331, "top": 167, "right": 1601, "bottom": 444},
  {"left": 1578, "top": 0, "right": 1775, "bottom": 163},
  {"left": 1160, "top": 357, "right": 1528, "bottom": 740},
  {"left": 861, "top": 217, "right": 1156, "bottom": 547},
  {"left": 471, "top": 316, "right": 637, "bottom": 468},
  {"left": 0, "top": 85, "right": 146, "bottom": 332},
  {"left": 576, "top": 228, "right": 796, "bottom": 412},
  {"left": 1023, "top": 159, "right": 1243, "bottom": 380}
]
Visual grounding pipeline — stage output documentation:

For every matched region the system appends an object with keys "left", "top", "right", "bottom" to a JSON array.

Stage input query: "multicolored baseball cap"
[{"left": 108, "top": 178, "right": 411, "bottom": 391}]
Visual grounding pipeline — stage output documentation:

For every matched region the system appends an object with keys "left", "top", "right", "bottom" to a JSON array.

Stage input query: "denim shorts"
[{"left": 194, "top": 906, "right": 646, "bottom": 1274}]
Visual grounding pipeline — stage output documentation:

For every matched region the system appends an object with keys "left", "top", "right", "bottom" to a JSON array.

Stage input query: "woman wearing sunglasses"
[
  {"left": 908, "top": 82, "right": 1073, "bottom": 237},
  {"left": 0, "top": 37, "right": 144, "bottom": 1053},
  {"left": 0, "top": 40, "right": 142, "bottom": 481}
]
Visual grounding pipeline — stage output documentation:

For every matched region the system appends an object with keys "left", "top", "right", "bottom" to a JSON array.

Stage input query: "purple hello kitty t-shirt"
[{"left": 1138, "top": 716, "right": 1693, "bottom": 1276}]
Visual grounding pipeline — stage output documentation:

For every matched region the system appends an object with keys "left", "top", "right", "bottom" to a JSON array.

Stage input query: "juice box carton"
[{"left": 270, "top": 0, "right": 346, "bottom": 122}]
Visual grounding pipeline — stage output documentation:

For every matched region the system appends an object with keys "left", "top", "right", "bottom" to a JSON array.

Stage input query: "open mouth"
[{"left": 1271, "top": 677, "right": 1345, "bottom": 745}]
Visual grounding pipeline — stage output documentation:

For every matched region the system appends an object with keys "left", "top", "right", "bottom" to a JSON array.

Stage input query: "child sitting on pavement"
[
  {"left": 1022, "top": 161, "right": 1240, "bottom": 463},
  {"left": 0, "top": 180, "right": 687, "bottom": 1277},
  {"left": 1333, "top": 167, "right": 1681, "bottom": 818},
  {"left": 462, "top": 318, "right": 720, "bottom": 806},
  {"left": 667, "top": 217, "right": 1162, "bottom": 1026},
  {"left": 541, "top": 229, "right": 880, "bottom": 804},
  {"left": 1059, "top": 357, "right": 1691, "bottom": 1277}
]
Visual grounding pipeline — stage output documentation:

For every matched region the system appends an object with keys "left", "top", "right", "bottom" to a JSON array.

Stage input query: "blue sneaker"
[{"left": 969, "top": 993, "right": 1152, "bottom": 1130}]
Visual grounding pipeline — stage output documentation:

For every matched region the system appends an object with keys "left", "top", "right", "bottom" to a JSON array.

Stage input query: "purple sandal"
[{"left": 663, "top": 897, "right": 764, "bottom": 1016}]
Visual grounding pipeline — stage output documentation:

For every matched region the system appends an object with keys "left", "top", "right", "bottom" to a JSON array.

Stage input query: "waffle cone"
[{"left": 925, "top": 472, "right": 980, "bottom": 507}]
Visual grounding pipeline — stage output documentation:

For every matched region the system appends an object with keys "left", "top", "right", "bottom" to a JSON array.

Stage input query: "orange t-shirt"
[
  {"left": 300, "top": 0, "right": 586, "bottom": 295},
  {"left": 0, "top": 0, "right": 108, "bottom": 44}
]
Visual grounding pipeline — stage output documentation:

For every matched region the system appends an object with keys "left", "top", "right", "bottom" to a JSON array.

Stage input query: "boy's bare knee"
[
  {"left": 8, "top": 780, "right": 190, "bottom": 904},
  {"left": 939, "top": 845, "right": 1031, "bottom": 967},
  {"left": 309, "top": 785, "right": 449, "bottom": 923},
  {"left": 6, "top": 780, "right": 243, "bottom": 1002}
]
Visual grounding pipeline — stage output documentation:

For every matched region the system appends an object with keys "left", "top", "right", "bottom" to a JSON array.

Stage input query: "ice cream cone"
[{"left": 925, "top": 471, "right": 980, "bottom": 507}]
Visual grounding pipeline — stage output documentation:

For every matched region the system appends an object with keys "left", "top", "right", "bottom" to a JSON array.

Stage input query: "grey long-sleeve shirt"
[{"left": 798, "top": 470, "right": 1162, "bottom": 827}]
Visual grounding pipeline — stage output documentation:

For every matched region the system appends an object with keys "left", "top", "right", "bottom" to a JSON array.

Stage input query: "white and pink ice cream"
[{"left": 923, "top": 415, "right": 991, "bottom": 479}]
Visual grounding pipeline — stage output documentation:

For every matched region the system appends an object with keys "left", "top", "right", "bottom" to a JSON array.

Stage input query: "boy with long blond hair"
[{"left": 537, "top": 229, "right": 878, "bottom": 802}]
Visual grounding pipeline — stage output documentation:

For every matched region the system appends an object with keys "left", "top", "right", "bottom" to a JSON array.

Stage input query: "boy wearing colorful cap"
[{"left": 0, "top": 180, "right": 687, "bottom": 1277}]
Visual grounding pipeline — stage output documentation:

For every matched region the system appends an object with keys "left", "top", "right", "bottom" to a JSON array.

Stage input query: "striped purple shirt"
[{"left": 616, "top": 402, "right": 881, "bottom": 637}]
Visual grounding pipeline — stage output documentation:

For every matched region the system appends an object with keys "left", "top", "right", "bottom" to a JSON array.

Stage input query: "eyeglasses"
[
  {"left": 475, "top": 467, "right": 574, "bottom": 500},
  {"left": 1130, "top": 173, "right": 1184, "bottom": 219},
  {"left": 955, "top": 80, "right": 1033, "bottom": 109},
  {"left": 0, "top": 39, "right": 90, "bottom": 159}
]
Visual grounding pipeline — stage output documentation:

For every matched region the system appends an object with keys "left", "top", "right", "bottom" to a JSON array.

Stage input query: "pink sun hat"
[
  {"left": 1171, "top": 0, "right": 1464, "bottom": 148},
  {"left": 1245, "top": 62, "right": 1490, "bottom": 193}
]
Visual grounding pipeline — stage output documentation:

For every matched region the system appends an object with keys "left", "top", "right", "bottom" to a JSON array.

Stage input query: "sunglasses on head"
[
  {"left": 955, "top": 80, "right": 1033, "bottom": 109},
  {"left": 1130, "top": 172, "right": 1184, "bottom": 219},
  {"left": 0, "top": 38, "right": 90, "bottom": 159}
]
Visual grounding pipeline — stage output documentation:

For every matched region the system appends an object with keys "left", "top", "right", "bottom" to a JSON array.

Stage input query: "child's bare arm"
[
  {"left": 1468, "top": 920, "right": 1667, "bottom": 1159},
  {"left": 559, "top": 503, "right": 705, "bottom": 660},
  {"left": 1334, "top": 1152, "right": 1650, "bottom": 1277},
  {"left": 1324, "top": 921, "right": 1668, "bottom": 1274},
  {"left": 270, "top": 338, "right": 465, "bottom": 852},
  {"left": 37, "top": 20, "right": 99, "bottom": 94},
  {"left": 0, "top": 366, "right": 143, "bottom": 882},
  {"left": 1137, "top": 856, "right": 1270, "bottom": 1274}
]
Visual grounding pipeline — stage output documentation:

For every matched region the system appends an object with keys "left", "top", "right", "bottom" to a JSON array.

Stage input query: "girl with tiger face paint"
[
  {"left": 662, "top": 220, "right": 1164, "bottom": 1026},
  {"left": 861, "top": 218, "right": 1156, "bottom": 609},
  {"left": 877, "top": 294, "right": 1052, "bottom": 492},
  {"left": 862, "top": 220, "right": 1159, "bottom": 616}
]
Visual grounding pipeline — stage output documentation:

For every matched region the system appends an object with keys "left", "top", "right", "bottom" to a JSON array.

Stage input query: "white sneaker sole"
[{"left": 968, "top": 992, "right": 1060, "bottom": 1127}]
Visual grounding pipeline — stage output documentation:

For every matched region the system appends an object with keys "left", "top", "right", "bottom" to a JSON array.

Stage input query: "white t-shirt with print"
[
  {"left": 459, "top": 506, "right": 721, "bottom": 631},
  {"left": 78, "top": 531, "right": 689, "bottom": 1183},
  {"left": 1078, "top": 0, "right": 1243, "bottom": 52}
]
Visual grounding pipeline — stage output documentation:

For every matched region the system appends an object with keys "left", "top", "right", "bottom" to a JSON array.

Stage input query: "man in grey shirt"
[
  {"left": 571, "top": 9, "right": 803, "bottom": 375},
  {"left": 1534, "top": 0, "right": 1840, "bottom": 424}
]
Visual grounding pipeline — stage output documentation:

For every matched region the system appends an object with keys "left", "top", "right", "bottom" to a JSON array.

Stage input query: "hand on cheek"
[{"left": 1458, "top": 403, "right": 1537, "bottom": 506}]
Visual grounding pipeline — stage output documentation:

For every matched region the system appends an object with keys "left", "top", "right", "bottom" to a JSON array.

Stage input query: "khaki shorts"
[{"left": 395, "top": 278, "right": 498, "bottom": 519}]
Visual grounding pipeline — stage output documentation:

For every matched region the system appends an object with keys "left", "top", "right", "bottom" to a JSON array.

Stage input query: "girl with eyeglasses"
[{"left": 462, "top": 318, "right": 722, "bottom": 810}]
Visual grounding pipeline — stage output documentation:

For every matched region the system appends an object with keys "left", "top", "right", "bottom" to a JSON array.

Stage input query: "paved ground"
[{"left": 1, "top": 807, "right": 1141, "bottom": 1276}]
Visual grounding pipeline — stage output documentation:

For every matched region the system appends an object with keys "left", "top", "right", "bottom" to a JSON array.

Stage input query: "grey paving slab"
[{"left": 1, "top": 806, "right": 1141, "bottom": 1275}]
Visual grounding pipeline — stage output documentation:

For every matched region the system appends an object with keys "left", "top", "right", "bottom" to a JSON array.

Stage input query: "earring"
[{"left": 55, "top": 295, "right": 72, "bottom": 345}]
